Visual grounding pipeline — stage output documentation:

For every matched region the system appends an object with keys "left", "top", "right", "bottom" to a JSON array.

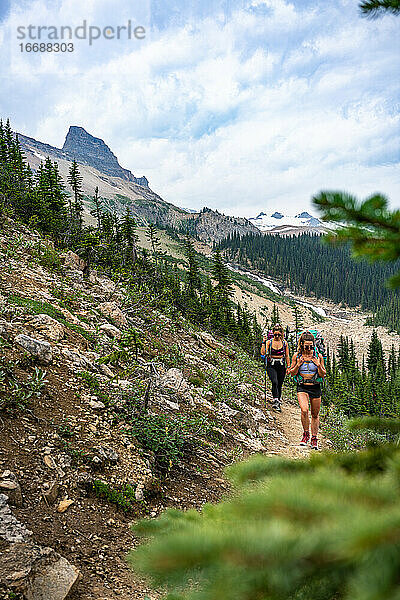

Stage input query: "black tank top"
[{"left": 270, "top": 341, "right": 285, "bottom": 358}]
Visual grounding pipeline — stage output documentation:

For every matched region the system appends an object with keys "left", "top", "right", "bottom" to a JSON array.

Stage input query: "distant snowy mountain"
[{"left": 249, "top": 210, "right": 323, "bottom": 232}]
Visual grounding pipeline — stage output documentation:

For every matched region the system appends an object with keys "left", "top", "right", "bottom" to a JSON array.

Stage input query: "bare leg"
[
  {"left": 297, "top": 393, "right": 310, "bottom": 432},
  {"left": 310, "top": 397, "right": 321, "bottom": 437}
]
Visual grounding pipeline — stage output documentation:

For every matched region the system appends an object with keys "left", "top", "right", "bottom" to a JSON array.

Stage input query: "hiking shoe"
[
  {"left": 300, "top": 431, "right": 310, "bottom": 446},
  {"left": 272, "top": 399, "right": 281, "bottom": 412},
  {"left": 310, "top": 436, "right": 319, "bottom": 450}
]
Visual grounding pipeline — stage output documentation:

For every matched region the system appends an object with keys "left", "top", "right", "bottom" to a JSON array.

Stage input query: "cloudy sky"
[{"left": 0, "top": 0, "right": 399, "bottom": 217}]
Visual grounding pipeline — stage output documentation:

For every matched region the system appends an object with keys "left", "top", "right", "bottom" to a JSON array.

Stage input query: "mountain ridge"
[
  {"left": 17, "top": 126, "right": 259, "bottom": 242},
  {"left": 249, "top": 210, "right": 326, "bottom": 235},
  {"left": 20, "top": 125, "right": 150, "bottom": 188}
]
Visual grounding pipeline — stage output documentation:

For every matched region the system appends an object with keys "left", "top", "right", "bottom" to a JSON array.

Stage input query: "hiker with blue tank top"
[
  {"left": 260, "top": 324, "right": 290, "bottom": 412},
  {"left": 288, "top": 331, "right": 326, "bottom": 450}
]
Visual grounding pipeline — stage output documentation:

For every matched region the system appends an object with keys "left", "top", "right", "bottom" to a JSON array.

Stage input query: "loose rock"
[
  {"left": 99, "top": 323, "right": 122, "bottom": 339},
  {"left": 0, "top": 471, "right": 23, "bottom": 507},
  {"left": 15, "top": 334, "right": 53, "bottom": 364},
  {"left": 97, "top": 302, "right": 127, "bottom": 327},
  {"left": 0, "top": 542, "right": 80, "bottom": 600},
  {"left": 57, "top": 499, "right": 74, "bottom": 513},
  {"left": 26, "top": 313, "right": 65, "bottom": 342}
]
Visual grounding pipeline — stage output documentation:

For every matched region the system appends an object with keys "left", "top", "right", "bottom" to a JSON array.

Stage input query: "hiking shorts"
[{"left": 296, "top": 382, "right": 321, "bottom": 400}]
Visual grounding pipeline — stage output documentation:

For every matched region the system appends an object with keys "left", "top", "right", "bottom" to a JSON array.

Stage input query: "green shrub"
[
  {"left": 76, "top": 370, "right": 111, "bottom": 405},
  {"left": 92, "top": 480, "right": 144, "bottom": 513},
  {"left": 6, "top": 294, "right": 96, "bottom": 343},
  {"left": 56, "top": 417, "right": 75, "bottom": 439},
  {"left": 31, "top": 241, "right": 62, "bottom": 272},
  {"left": 188, "top": 366, "right": 206, "bottom": 387},
  {"left": 76, "top": 370, "right": 101, "bottom": 392},
  {"left": 0, "top": 366, "right": 47, "bottom": 411},
  {"left": 321, "top": 405, "right": 390, "bottom": 452},
  {"left": 204, "top": 368, "right": 241, "bottom": 409},
  {"left": 50, "top": 285, "right": 81, "bottom": 309},
  {"left": 130, "top": 443, "right": 400, "bottom": 600},
  {"left": 161, "top": 344, "right": 184, "bottom": 368},
  {"left": 126, "top": 412, "right": 212, "bottom": 472}
]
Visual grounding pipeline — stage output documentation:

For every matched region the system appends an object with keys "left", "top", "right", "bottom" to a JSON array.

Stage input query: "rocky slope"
[
  {"left": 17, "top": 128, "right": 258, "bottom": 242},
  {"left": 0, "top": 217, "right": 305, "bottom": 600},
  {"left": 22, "top": 126, "right": 148, "bottom": 187},
  {"left": 61, "top": 126, "right": 148, "bottom": 187},
  {"left": 186, "top": 208, "right": 260, "bottom": 242}
]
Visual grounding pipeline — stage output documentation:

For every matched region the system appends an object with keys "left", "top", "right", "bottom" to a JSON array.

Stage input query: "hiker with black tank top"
[
  {"left": 260, "top": 324, "right": 290, "bottom": 412},
  {"left": 288, "top": 331, "right": 326, "bottom": 450}
]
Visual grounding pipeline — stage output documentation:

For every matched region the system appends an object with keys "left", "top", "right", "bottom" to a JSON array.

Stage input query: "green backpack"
[{"left": 293, "top": 329, "right": 326, "bottom": 384}]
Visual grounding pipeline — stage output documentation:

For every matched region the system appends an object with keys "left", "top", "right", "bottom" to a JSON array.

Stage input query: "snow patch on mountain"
[{"left": 249, "top": 210, "right": 323, "bottom": 231}]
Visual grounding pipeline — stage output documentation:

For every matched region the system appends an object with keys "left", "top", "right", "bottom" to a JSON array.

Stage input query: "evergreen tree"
[
  {"left": 90, "top": 186, "right": 102, "bottom": 231},
  {"left": 292, "top": 305, "right": 304, "bottom": 339},
  {"left": 184, "top": 237, "right": 202, "bottom": 298},
  {"left": 360, "top": 0, "right": 400, "bottom": 17},
  {"left": 271, "top": 303, "right": 280, "bottom": 326},
  {"left": 367, "top": 330, "right": 384, "bottom": 373},
  {"left": 131, "top": 438, "right": 400, "bottom": 600},
  {"left": 120, "top": 208, "right": 138, "bottom": 266},
  {"left": 146, "top": 223, "right": 162, "bottom": 260},
  {"left": 67, "top": 159, "right": 84, "bottom": 227},
  {"left": 212, "top": 247, "right": 233, "bottom": 305},
  {"left": 217, "top": 230, "right": 400, "bottom": 331},
  {"left": 77, "top": 230, "right": 99, "bottom": 279},
  {"left": 337, "top": 335, "right": 350, "bottom": 371}
]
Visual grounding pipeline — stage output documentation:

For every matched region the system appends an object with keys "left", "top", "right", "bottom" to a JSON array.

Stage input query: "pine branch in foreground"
[
  {"left": 360, "top": 0, "right": 400, "bottom": 18},
  {"left": 313, "top": 191, "right": 400, "bottom": 288},
  {"left": 129, "top": 447, "right": 400, "bottom": 600}
]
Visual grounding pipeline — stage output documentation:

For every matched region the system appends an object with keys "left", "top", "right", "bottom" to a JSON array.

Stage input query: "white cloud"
[{"left": 1, "top": 0, "right": 398, "bottom": 218}]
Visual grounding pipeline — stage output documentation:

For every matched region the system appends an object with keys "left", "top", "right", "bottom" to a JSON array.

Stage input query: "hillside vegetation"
[
  {"left": 0, "top": 119, "right": 304, "bottom": 599},
  {"left": 218, "top": 231, "right": 400, "bottom": 333}
]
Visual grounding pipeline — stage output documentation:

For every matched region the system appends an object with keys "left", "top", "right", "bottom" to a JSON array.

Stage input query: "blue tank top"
[{"left": 298, "top": 357, "right": 318, "bottom": 375}]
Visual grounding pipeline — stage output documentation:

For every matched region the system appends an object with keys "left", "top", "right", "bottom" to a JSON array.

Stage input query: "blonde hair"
[{"left": 297, "top": 331, "right": 314, "bottom": 354}]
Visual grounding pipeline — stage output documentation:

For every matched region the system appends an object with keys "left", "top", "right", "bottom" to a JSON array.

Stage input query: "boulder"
[
  {"left": 198, "top": 332, "right": 236, "bottom": 359},
  {"left": 160, "top": 368, "right": 189, "bottom": 394},
  {"left": 135, "top": 484, "right": 144, "bottom": 501},
  {"left": 99, "top": 323, "right": 122, "bottom": 339},
  {"left": 60, "top": 347, "right": 94, "bottom": 370},
  {"left": 0, "top": 494, "right": 31, "bottom": 543},
  {"left": 90, "top": 446, "right": 119, "bottom": 470},
  {"left": 0, "top": 542, "right": 80, "bottom": 600},
  {"left": 0, "top": 319, "right": 17, "bottom": 341},
  {"left": 26, "top": 314, "right": 65, "bottom": 342},
  {"left": 15, "top": 334, "right": 52, "bottom": 364},
  {"left": 235, "top": 433, "right": 265, "bottom": 452},
  {"left": 97, "top": 302, "right": 127, "bottom": 327},
  {"left": 89, "top": 399, "right": 105, "bottom": 410},
  {"left": 98, "top": 363, "right": 115, "bottom": 378},
  {"left": 162, "top": 398, "right": 180, "bottom": 411},
  {"left": 0, "top": 471, "right": 23, "bottom": 507},
  {"left": 60, "top": 250, "right": 85, "bottom": 271}
]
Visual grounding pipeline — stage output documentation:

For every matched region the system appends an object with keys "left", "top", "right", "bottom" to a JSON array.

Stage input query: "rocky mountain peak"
[
  {"left": 295, "top": 211, "right": 313, "bottom": 219},
  {"left": 62, "top": 126, "right": 149, "bottom": 188}
]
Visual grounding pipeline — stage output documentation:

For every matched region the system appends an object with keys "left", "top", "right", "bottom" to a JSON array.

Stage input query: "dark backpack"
[{"left": 261, "top": 338, "right": 287, "bottom": 365}]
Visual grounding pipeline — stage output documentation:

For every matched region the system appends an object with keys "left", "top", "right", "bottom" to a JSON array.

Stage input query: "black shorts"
[{"left": 297, "top": 382, "right": 321, "bottom": 400}]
